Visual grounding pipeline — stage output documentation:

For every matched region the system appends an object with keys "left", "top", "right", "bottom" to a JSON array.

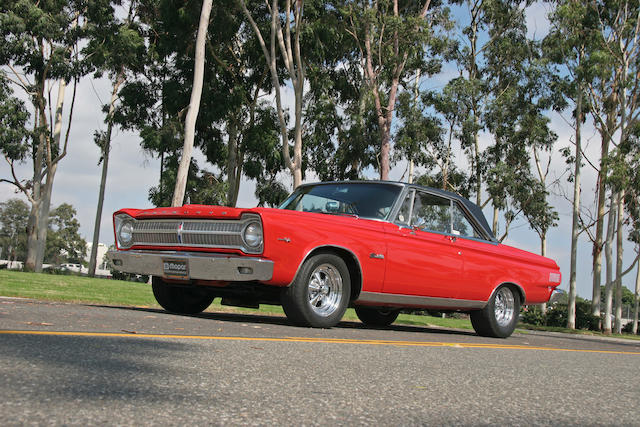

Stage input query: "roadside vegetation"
[
  {"left": 0, "top": 270, "right": 471, "bottom": 329},
  {"left": 2, "top": 270, "right": 639, "bottom": 340}
]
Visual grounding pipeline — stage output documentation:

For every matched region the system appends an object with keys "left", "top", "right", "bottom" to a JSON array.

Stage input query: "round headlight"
[
  {"left": 119, "top": 221, "right": 134, "bottom": 246},
  {"left": 243, "top": 222, "right": 263, "bottom": 248}
]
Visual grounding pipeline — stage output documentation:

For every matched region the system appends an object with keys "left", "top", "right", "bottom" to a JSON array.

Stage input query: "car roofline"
[{"left": 294, "top": 180, "right": 497, "bottom": 242}]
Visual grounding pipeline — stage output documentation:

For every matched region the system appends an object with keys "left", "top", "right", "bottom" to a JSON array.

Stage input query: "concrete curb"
[{"left": 516, "top": 328, "right": 640, "bottom": 346}]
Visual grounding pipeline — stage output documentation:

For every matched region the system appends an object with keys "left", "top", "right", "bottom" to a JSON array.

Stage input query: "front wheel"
[
  {"left": 152, "top": 277, "right": 214, "bottom": 315},
  {"left": 470, "top": 285, "right": 520, "bottom": 338},
  {"left": 355, "top": 306, "right": 399, "bottom": 327},
  {"left": 281, "top": 253, "right": 351, "bottom": 328}
]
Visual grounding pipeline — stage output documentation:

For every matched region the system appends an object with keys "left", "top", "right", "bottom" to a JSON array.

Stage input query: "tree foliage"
[
  {"left": 45, "top": 203, "right": 87, "bottom": 266},
  {"left": 0, "top": 198, "right": 29, "bottom": 263}
]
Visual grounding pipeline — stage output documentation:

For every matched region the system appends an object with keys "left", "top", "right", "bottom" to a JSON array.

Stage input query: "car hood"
[{"left": 116, "top": 205, "right": 257, "bottom": 220}]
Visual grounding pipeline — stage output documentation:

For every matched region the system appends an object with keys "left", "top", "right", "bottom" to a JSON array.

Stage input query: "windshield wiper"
[{"left": 323, "top": 212, "right": 359, "bottom": 219}]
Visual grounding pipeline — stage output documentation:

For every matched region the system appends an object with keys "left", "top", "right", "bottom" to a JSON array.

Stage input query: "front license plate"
[{"left": 163, "top": 258, "right": 189, "bottom": 279}]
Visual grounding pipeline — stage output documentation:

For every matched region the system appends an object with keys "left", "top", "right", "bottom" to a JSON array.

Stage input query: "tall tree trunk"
[
  {"left": 226, "top": 118, "right": 239, "bottom": 207},
  {"left": 89, "top": 71, "right": 125, "bottom": 277},
  {"left": 603, "top": 191, "right": 617, "bottom": 334},
  {"left": 25, "top": 76, "right": 48, "bottom": 271},
  {"left": 172, "top": 0, "right": 213, "bottom": 207},
  {"left": 614, "top": 191, "right": 624, "bottom": 334},
  {"left": 633, "top": 260, "right": 639, "bottom": 335},
  {"left": 568, "top": 90, "right": 583, "bottom": 329},
  {"left": 239, "top": 0, "right": 304, "bottom": 190},
  {"left": 592, "top": 128, "right": 612, "bottom": 316},
  {"left": 492, "top": 205, "right": 499, "bottom": 236},
  {"left": 27, "top": 79, "right": 67, "bottom": 271},
  {"left": 25, "top": 200, "right": 40, "bottom": 271}
]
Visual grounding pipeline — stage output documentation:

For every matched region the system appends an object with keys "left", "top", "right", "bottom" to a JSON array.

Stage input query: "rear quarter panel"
[{"left": 455, "top": 237, "right": 561, "bottom": 304}]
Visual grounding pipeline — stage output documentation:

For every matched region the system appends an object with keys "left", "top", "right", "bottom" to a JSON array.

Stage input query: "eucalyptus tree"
[
  {"left": 394, "top": 88, "right": 446, "bottom": 186},
  {"left": 0, "top": 198, "right": 29, "bottom": 265},
  {"left": 440, "top": 0, "right": 557, "bottom": 247},
  {"left": 238, "top": 0, "right": 306, "bottom": 189},
  {"left": 545, "top": 0, "right": 602, "bottom": 327},
  {"left": 447, "top": 0, "right": 530, "bottom": 208},
  {"left": 340, "top": 0, "right": 447, "bottom": 180},
  {"left": 580, "top": 0, "right": 640, "bottom": 333},
  {"left": 301, "top": 1, "right": 380, "bottom": 182},
  {"left": 0, "top": 0, "right": 111, "bottom": 271},
  {"left": 483, "top": 37, "right": 558, "bottom": 241},
  {"left": 172, "top": 0, "right": 213, "bottom": 207},
  {"left": 210, "top": 0, "right": 285, "bottom": 207},
  {"left": 113, "top": 0, "right": 222, "bottom": 206},
  {"left": 85, "top": 0, "right": 145, "bottom": 277},
  {"left": 45, "top": 203, "right": 87, "bottom": 266},
  {"left": 628, "top": 152, "right": 640, "bottom": 333}
]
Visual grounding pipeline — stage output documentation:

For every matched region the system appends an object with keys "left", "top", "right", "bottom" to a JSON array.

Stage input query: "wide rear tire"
[
  {"left": 152, "top": 277, "right": 214, "bottom": 315},
  {"left": 470, "top": 285, "right": 520, "bottom": 338},
  {"left": 355, "top": 306, "right": 399, "bottom": 327},
  {"left": 281, "top": 253, "right": 351, "bottom": 328}
]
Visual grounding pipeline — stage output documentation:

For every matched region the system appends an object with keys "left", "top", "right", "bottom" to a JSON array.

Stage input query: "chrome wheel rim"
[
  {"left": 307, "top": 263, "right": 343, "bottom": 317},
  {"left": 494, "top": 287, "right": 515, "bottom": 327}
]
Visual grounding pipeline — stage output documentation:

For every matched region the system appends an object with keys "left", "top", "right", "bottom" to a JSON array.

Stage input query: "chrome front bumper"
[{"left": 106, "top": 250, "right": 274, "bottom": 282}]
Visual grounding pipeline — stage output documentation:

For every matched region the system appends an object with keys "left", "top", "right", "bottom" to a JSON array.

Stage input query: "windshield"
[{"left": 279, "top": 183, "right": 402, "bottom": 220}]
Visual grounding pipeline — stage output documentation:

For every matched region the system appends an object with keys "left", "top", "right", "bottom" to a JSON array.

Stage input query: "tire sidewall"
[
  {"left": 287, "top": 253, "right": 351, "bottom": 328},
  {"left": 355, "top": 306, "right": 400, "bottom": 327},
  {"left": 152, "top": 277, "right": 213, "bottom": 315},
  {"left": 486, "top": 285, "right": 520, "bottom": 338}
]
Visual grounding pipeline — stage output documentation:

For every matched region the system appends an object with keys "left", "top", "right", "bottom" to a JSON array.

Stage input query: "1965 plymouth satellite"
[{"left": 107, "top": 181, "right": 562, "bottom": 338}]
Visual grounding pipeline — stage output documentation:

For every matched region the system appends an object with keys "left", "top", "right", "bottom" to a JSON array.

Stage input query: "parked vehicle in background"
[{"left": 107, "top": 181, "right": 562, "bottom": 338}]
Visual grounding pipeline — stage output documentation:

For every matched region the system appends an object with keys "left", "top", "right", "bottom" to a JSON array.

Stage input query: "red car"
[{"left": 107, "top": 181, "right": 562, "bottom": 338}]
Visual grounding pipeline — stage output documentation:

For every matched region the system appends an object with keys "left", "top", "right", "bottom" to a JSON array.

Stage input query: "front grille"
[{"left": 129, "top": 214, "right": 261, "bottom": 254}]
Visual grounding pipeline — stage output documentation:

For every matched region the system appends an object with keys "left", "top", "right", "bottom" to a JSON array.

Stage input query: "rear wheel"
[
  {"left": 355, "top": 306, "right": 399, "bottom": 327},
  {"left": 281, "top": 253, "right": 351, "bottom": 328},
  {"left": 152, "top": 277, "right": 214, "bottom": 315},
  {"left": 470, "top": 285, "right": 520, "bottom": 338}
]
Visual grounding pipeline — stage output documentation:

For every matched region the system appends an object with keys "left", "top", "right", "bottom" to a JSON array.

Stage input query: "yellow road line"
[{"left": 1, "top": 330, "right": 639, "bottom": 355}]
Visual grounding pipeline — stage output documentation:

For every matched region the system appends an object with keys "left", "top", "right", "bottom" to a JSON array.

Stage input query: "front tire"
[
  {"left": 355, "top": 306, "right": 399, "bottom": 327},
  {"left": 470, "top": 285, "right": 520, "bottom": 338},
  {"left": 281, "top": 253, "right": 351, "bottom": 328},
  {"left": 152, "top": 277, "right": 214, "bottom": 315}
]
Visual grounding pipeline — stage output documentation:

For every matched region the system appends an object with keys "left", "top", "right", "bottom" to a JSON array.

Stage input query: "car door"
[{"left": 381, "top": 189, "right": 463, "bottom": 299}]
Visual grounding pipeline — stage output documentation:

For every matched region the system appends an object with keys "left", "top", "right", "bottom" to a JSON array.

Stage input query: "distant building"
[{"left": 85, "top": 242, "right": 109, "bottom": 269}]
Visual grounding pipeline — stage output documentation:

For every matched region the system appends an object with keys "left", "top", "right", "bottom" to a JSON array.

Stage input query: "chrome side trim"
[
  {"left": 107, "top": 250, "right": 274, "bottom": 281},
  {"left": 355, "top": 291, "right": 487, "bottom": 310}
]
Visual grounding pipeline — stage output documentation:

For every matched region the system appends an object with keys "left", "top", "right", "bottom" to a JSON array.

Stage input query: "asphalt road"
[{"left": 1, "top": 297, "right": 639, "bottom": 426}]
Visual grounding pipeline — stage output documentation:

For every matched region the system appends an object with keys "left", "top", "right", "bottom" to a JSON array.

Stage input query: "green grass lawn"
[
  {"left": 0, "top": 270, "right": 473, "bottom": 330},
  {"left": 3, "top": 270, "right": 638, "bottom": 339}
]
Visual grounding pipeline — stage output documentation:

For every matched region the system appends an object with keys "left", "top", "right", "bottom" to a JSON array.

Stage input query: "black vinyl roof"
[{"left": 297, "top": 180, "right": 497, "bottom": 242}]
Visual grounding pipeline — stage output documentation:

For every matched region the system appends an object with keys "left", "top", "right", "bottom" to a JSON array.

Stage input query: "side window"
[
  {"left": 412, "top": 192, "right": 451, "bottom": 234},
  {"left": 396, "top": 191, "right": 414, "bottom": 226},
  {"left": 452, "top": 203, "right": 479, "bottom": 238}
]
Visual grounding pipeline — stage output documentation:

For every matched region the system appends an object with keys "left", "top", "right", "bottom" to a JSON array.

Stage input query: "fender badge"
[{"left": 278, "top": 237, "right": 291, "bottom": 243}]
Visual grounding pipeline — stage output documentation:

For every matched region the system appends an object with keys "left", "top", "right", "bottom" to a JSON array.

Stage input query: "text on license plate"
[{"left": 163, "top": 258, "right": 189, "bottom": 279}]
